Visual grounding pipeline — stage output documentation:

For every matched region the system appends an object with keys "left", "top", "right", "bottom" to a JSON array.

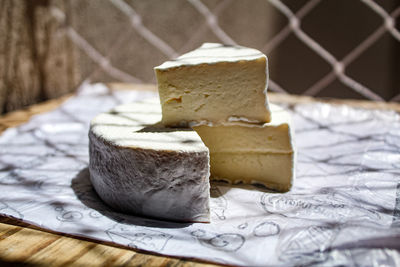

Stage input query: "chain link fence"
[{"left": 2, "top": 0, "right": 399, "bottom": 113}]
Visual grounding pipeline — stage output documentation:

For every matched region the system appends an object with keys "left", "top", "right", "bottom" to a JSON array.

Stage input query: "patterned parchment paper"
[{"left": 0, "top": 84, "right": 399, "bottom": 266}]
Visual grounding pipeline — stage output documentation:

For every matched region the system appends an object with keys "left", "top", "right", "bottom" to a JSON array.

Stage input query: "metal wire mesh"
[{"left": 50, "top": 0, "right": 400, "bottom": 101}]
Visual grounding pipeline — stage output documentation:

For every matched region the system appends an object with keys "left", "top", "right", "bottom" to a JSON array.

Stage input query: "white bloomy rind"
[
  {"left": 89, "top": 101, "right": 210, "bottom": 223},
  {"left": 155, "top": 43, "right": 266, "bottom": 69}
]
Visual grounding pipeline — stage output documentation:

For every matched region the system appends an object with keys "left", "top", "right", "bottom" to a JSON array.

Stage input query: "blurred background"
[{"left": 0, "top": 0, "right": 399, "bottom": 114}]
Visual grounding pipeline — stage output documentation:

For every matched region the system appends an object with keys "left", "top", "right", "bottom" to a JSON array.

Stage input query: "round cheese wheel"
[{"left": 89, "top": 100, "right": 210, "bottom": 222}]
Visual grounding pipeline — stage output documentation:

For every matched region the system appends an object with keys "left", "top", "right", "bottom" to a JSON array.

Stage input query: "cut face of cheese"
[
  {"left": 89, "top": 100, "right": 210, "bottom": 223},
  {"left": 209, "top": 153, "right": 293, "bottom": 191},
  {"left": 193, "top": 104, "right": 295, "bottom": 192},
  {"left": 155, "top": 43, "right": 271, "bottom": 126}
]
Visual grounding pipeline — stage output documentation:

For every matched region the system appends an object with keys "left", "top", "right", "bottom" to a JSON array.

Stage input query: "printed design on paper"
[
  {"left": 0, "top": 201, "right": 23, "bottom": 220},
  {"left": 278, "top": 225, "right": 339, "bottom": 265},
  {"left": 106, "top": 223, "right": 172, "bottom": 251},
  {"left": 260, "top": 192, "right": 381, "bottom": 223},
  {"left": 210, "top": 186, "right": 227, "bottom": 220},
  {"left": 0, "top": 86, "right": 399, "bottom": 266},
  {"left": 191, "top": 229, "right": 245, "bottom": 252},
  {"left": 252, "top": 221, "right": 280, "bottom": 237}
]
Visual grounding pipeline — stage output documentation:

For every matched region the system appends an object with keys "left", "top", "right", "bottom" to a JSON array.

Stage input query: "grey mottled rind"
[
  {"left": 89, "top": 132, "right": 210, "bottom": 222},
  {"left": 89, "top": 129, "right": 211, "bottom": 223},
  {"left": 88, "top": 101, "right": 210, "bottom": 223}
]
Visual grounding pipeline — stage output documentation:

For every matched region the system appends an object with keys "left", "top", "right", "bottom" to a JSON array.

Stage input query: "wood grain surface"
[
  {"left": 0, "top": 83, "right": 399, "bottom": 267},
  {"left": 0, "top": 0, "right": 80, "bottom": 114}
]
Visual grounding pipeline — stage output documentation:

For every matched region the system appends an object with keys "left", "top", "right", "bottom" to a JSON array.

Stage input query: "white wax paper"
[{"left": 0, "top": 83, "right": 399, "bottom": 266}]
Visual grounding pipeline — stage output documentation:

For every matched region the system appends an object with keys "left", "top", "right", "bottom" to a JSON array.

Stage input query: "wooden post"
[{"left": 0, "top": 0, "right": 79, "bottom": 114}]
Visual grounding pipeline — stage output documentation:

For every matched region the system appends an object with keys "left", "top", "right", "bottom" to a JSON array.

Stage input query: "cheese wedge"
[
  {"left": 155, "top": 43, "right": 271, "bottom": 126},
  {"left": 193, "top": 104, "right": 295, "bottom": 192}
]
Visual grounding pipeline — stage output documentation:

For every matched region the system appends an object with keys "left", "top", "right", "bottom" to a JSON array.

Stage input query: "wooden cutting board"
[{"left": 0, "top": 83, "right": 398, "bottom": 266}]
